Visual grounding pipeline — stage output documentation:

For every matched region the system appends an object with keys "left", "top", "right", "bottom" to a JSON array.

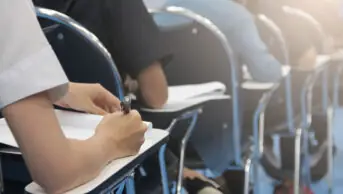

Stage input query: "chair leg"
[
  {"left": 252, "top": 157, "right": 261, "bottom": 194},
  {"left": 333, "top": 65, "right": 343, "bottom": 108},
  {"left": 244, "top": 158, "right": 252, "bottom": 194},
  {"left": 294, "top": 128, "right": 302, "bottom": 194},
  {"left": 115, "top": 182, "right": 126, "bottom": 194},
  {"left": 125, "top": 174, "right": 136, "bottom": 194},
  {"left": 176, "top": 114, "right": 198, "bottom": 194},
  {"left": 327, "top": 106, "right": 334, "bottom": 192},
  {"left": 159, "top": 144, "right": 170, "bottom": 194}
]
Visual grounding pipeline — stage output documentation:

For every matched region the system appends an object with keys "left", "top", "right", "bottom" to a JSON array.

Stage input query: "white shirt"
[{"left": 0, "top": 0, "right": 69, "bottom": 109}]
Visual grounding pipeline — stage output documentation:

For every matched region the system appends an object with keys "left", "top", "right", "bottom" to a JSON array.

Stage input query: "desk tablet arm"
[
  {"left": 165, "top": 108, "right": 202, "bottom": 133},
  {"left": 159, "top": 107, "right": 202, "bottom": 194}
]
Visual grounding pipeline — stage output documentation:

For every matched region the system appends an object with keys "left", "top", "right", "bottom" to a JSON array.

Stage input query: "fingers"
[
  {"left": 87, "top": 103, "right": 108, "bottom": 115},
  {"left": 129, "top": 110, "right": 142, "bottom": 121},
  {"left": 94, "top": 84, "right": 121, "bottom": 111}
]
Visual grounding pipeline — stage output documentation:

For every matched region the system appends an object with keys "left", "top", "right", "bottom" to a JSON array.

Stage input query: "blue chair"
[
  {"left": 248, "top": 12, "right": 333, "bottom": 193},
  {"left": 253, "top": 14, "right": 295, "bottom": 131},
  {"left": 36, "top": 7, "right": 124, "bottom": 100},
  {"left": 36, "top": 7, "right": 130, "bottom": 192},
  {"left": 150, "top": 6, "right": 294, "bottom": 194},
  {"left": 296, "top": 65, "right": 328, "bottom": 194},
  {"left": 150, "top": 6, "right": 242, "bottom": 168},
  {"left": 148, "top": 7, "right": 239, "bottom": 194},
  {"left": 255, "top": 14, "right": 289, "bottom": 66},
  {"left": 281, "top": 7, "right": 337, "bottom": 191},
  {"left": 251, "top": 64, "right": 329, "bottom": 194},
  {"left": 0, "top": 7, "right": 169, "bottom": 194}
]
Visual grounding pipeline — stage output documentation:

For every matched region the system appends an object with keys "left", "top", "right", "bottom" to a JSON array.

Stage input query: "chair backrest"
[
  {"left": 150, "top": 8, "right": 240, "bottom": 87},
  {"left": 36, "top": 7, "right": 124, "bottom": 100},
  {"left": 150, "top": 7, "right": 243, "bottom": 164},
  {"left": 255, "top": 14, "right": 289, "bottom": 65},
  {"left": 282, "top": 6, "right": 326, "bottom": 54}
]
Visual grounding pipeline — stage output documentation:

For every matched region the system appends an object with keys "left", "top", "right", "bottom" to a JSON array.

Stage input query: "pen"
[{"left": 121, "top": 96, "right": 131, "bottom": 114}]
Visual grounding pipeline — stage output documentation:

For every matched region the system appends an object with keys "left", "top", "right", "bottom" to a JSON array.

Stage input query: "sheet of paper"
[
  {"left": 25, "top": 128, "right": 168, "bottom": 194},
  {"left": 141, "top": 94, "right": 230, "bottom": 113},
  {"left": 167, "top": 82, "right": 226, "bottom": 103},
  {"left": 0, "top": 110, "right": 152, "bottom": 148}
]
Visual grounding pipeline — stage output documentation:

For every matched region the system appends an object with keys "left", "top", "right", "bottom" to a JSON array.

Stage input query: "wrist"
[
  {"left": 90, "top": 133, "right": 121, "bottom": 163},
  {"left": 88, "top": 134, "right": 112, "bottom": 163}
]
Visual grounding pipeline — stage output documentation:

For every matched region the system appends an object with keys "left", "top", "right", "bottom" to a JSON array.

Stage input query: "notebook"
[
  {"left": 141, "top": 82, "right": 230, "bottom": 112},
  {"left": 0, "top": 110, "right": 153, "bottom": 149}
]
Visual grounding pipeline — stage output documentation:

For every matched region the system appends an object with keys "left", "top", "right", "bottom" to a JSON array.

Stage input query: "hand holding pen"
[{"left": 96, "top": 95, "right": 146, "bottom": 160}]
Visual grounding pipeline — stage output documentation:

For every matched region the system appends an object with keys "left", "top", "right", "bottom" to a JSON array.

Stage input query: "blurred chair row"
[{"left": 1, "top": 4, "right": 343, "bottom": 194}]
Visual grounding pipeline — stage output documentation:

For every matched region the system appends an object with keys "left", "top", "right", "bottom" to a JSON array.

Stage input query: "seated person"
[
  {"left": 1, "top": 1, "right": 146, "bottom": 193},
  {"left": 148, "top": 0, "right": 283, "bottom": 83},
  {"left": 252, "top": 0, "right": 321, "bottom": 121},
  {"left": 145, "top": 0, "right": 320, "bottom": 191},
  {"left": 34, "top": 0, "right": 170, "bottom": 109}
]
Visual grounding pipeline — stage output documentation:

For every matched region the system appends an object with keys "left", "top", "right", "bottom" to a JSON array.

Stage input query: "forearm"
[
  {"left": 2, "top": 92, "right": 109, "bottom": 193},
  {"left": 137, "top": 61, "right": 168, "bottom": 109}
]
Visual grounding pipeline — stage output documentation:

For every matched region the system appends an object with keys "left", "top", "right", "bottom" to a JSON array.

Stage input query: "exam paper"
[
  {"left": 167, "top": 81, "right": 226, "bottom": 103},
  {"left": 140, "top": 82, "right": 229, "bottom": 112},
  {"left": 0, "top": 110, "right": 152, "bottom": 148}
]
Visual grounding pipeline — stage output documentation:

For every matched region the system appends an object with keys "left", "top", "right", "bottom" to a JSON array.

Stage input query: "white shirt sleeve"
[{"left": 0, "top": 0, "right": 69, "bottom": 109}]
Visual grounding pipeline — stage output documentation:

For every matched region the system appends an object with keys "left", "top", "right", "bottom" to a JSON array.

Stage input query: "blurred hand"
[
  {"left": 296, "top": 46, "right": 318, "bottom": 71},
  {"left": 124, "top": 75, "right": 139, "bottom": 93},
  {"left": 55, "top": 83, "right": 121, "bottom": 115},
  {"left": 95, "top": 110, "right": 147, "bottom": 160}
]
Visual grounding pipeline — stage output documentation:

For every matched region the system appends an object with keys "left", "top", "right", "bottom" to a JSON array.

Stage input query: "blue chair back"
[
  {"left": 1, "top": 7, "right": 126, "bottom": 187},
  {"left": 36, "top": 7, "right": 124, "bottom": 100},
  {"left": 255, "top": 14, "right": 289, "bottom": 65}
]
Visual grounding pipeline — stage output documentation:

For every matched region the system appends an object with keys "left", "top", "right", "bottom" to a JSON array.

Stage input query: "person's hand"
[
  {"left": 124, "top": 75, "right": 139, "bottom": 93},
  {"left": 95, "top": 110, "right": 147, "bottom": 160},
  {"left": 55, "top": 83, "right": 121, "bottom": 115}
]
